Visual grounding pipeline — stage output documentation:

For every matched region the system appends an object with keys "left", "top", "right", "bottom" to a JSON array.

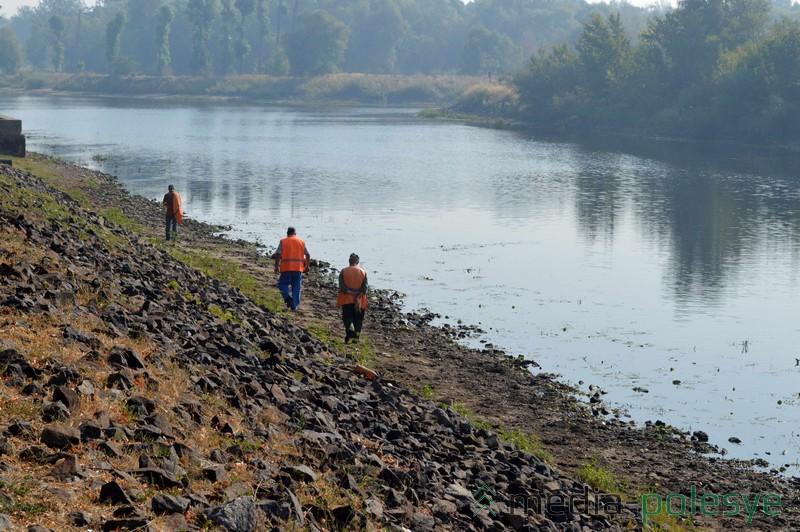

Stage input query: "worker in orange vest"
[
  {"left": 162, "top": 184, "right": 184, "bottom": 241},
  {"left": 336, "top": 253, "right": 368, "bottom": 343},
  {"left": 273, "top": 227, "right": 311, "bottom": 311}
]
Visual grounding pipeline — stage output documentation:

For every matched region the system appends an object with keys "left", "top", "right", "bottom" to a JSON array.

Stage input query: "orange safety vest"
[
  {"left": 165, "top": 191, "right": 184, "bottom": 225},
  {"left": 336, "top": 266, "right": 368, "bottom": 309},
  {"left": 279, "top": 236, "right": 307, "bottom": 273}
]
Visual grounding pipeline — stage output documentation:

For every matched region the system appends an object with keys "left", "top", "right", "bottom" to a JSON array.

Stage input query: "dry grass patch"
[
  {"left": 295, "top": 472, "right": 365, "bottom": 525},
  {"left": 2, "top": 315, "right": 89, "bottom": 366},
  {"left": 0, "top": 227, "right": 28, "bottom": 256},
  {"left": 0, "top": 395, "right": 40, "bottom": 421}
]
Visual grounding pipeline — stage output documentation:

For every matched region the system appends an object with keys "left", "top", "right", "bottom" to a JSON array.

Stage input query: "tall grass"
[{"left": 5, "top": 71, "right": 484, "bottom": 105}]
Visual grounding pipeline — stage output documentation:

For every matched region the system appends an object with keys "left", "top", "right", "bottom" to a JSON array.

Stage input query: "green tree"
[
  {"left": 623, "top": 37, "right": 670, "bottom": 115},
  {"left": 715, "top": 16, "right": 800, "bottom": 137},
  {"left": 218, "top": 0, "right": 235, "bottom": 75},
  {"left": 37, "top": 0, "right": 84, "bottom": 16},
  {"left": 125, "top": 0, "right": 159, "bottom": 73},
  {"left": 72, "top": 6, "right": 88, "bottom": 73},
  {"left": 187, "top": 0, "right": 216, "bottom": 76},
  {"left": 155, "top": 5, "right": 175, "bottom": 75},
  {"left": 105, "top": 11, "right": 126, "bottom": 71},
  {"left": 345, "top": 0, "right": 407, "bottom": 73},
  {"left": 396, "top": 0, "right": 467, "bottom": 74},
  {"left": 759, "top": 17, "right": 800, "bottom": 103},
  {"left": 643, "top": 0, "right": 770, "bottom": 93},
  {"left": 255, "top": 0, "right": 269, "bottom": 72},
  {"left": 459, "top": 24, "right": 521, "bottom": 75},
  {"left": 0, "top": 27, "right": 24, "bottom": 74},
  {"left": 285, "top": 10, "right": 349, "bottom": 76},
  {"left": 512, "top": 43, "right": 580, "bottom": 122},
  {"left": 234, "top": 0, "right": 254, "bottom": 74},
  {"left": 464, "top": 0, "right": 587, "bottom": 60},
  {"left": 265, "top": 47, "right": 289, "bottom": 75},
  {"left": 274, "top": 0, "right": 288, "bottom": 49},
  {"left": 575, "top": 13, "right": 632, "bottom": 100},
  {"left": 48, "top": 14, "right": 65, "bottom": 71}
]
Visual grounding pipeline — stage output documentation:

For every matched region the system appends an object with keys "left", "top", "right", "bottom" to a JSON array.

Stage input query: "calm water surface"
[{"left": 6, "top": 95, "right": 800, "bottom": 472}]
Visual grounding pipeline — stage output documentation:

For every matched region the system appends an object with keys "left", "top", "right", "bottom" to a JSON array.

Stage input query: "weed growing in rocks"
[
  {"left": 638, "top": 488, "right": 704, "bottom": 531},
  {"left": 166, "top": 247, "right": 285, "bottom": 313},
  {"left": 445, "top": 401, "right": 554, "bottom": 464},
  {"left": 419, "top": 383, "right": 436, "bottom": 399},
  {"left": 100, "top": 207, "right": 144, "bottom": 234},
  {"left": 578, "top": 457, "right": 628, "bottom": 495},
  {"left": 207, "top": 303, "right": 244, "bottom": 326},
  {"left": 306, "top": 321, "right": 377, "bottom": 365},
  {"left": 496, "top": 427, "right": 554, "bottom": 464}
]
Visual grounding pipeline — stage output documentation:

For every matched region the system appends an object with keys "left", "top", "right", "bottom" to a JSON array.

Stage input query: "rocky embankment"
[
  {"left": 2, "top": 155, "right": 800, "bottom": 531},
  {"left": 0, "top": 161, "right": 650, "bottom": 530}
]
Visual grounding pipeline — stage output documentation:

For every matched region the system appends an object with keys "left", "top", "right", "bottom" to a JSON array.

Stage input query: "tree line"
[
  {"left": 0, "top": 0, "right": 658, "bottom": 77},
  {"left": 1, "top": 0, "right": 799, "bottom": 143},
  {"left": 510, "top": 0, "right": 800, "bottom": 141}
]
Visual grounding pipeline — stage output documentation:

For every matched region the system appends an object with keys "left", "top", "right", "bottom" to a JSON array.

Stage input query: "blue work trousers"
[
  {"left": 278, "top": 271, "right": 303, "bottom": 310},
  {"left": 165, "top": 214, "right": 178, "bottom": 240}
]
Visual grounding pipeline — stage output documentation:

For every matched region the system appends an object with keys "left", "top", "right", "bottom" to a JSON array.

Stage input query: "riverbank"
[
  {"left": 8, "top": 75, "right": 799, "bottom": 154},
  {"left": 0, "top": 72, "right": 484, "bottom": 107},
  {"left": 2, "top": 153, "right": 800, "bottom": 530}
]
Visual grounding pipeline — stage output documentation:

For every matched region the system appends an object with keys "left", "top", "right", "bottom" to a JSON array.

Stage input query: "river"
[{"left": 5, "top": 94, "right": 800, "bottom": 473}]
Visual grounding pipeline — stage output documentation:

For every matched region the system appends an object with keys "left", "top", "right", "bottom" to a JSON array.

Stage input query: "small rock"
[
  {"left": 364, "top": 497, "right": 384, "bottom": 519},
  {"left": 204, "top": 496, "right": 256, "bottom": 532},
  {"left": 48, "top": 454, "right": 82, "bottom": 481},
  {"left": 53, "top": 386, "right": 81, "bottom": 412},
  {"left": 152, "top": 493, "right": 190, "bottom": 515},
  {"left": 67, "top": 512, "right": 91, "bottom": 526},
  {"left": 283, "top": 464, "right": 317, "bottom": 483},
  {"left": 98, "top": 481, "right": 134, "bottom": 506},
  {"left": 40, "top": 425, "right": 80, "bottom": 450}
]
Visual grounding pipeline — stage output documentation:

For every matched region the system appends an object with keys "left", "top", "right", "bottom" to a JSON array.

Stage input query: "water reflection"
[
  {"left": 574, "top": 167, "right": 623, "bottom": 243},
  {"left": 563, "top": 135, "right": 800, "bottom": 312}
]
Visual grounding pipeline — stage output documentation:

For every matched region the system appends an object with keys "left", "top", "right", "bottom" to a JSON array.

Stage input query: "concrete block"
[
  {"left": 0, "top": 115, "right": 22, "bottom": 135},
  {"left": 0, "top": 115, "right": 25, "bottom": 157}
]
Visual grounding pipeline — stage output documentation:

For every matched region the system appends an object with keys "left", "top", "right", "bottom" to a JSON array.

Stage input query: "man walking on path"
[
  {"left": 162, "top": 184, "right": 184, "bottom": 241},
  {"left": 336, "top": 253, "right": 368, "bottom": 343},
  {"left": 273, "top": 227, "right": 311, "bottom": 311}
]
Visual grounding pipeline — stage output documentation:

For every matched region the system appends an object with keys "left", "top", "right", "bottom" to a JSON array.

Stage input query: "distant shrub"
[
  {"left": 20, "top": 73, "right": 47, "bottom": 89},
  {"left": 208, "top": 77, "right": 254, "bottom": 95},
  {"left": 265, "top": 49, "right": 290, "bottom": 76},
  {"left": 301, "top": 73, "right": 385, "bottom": 103},
  {"left": 387, "top": 83, "right": 441, "bottom": 104},
  {"left": 450, "top": 83, "right": 518, "bottom": 116},
  {"left": 110, "top": 56, "right": 139, "bottom": 77},
  {"left": 244, "top": 76, "right": 301, "bottom": 100},
  {"left": 299, "top": 74, "right": 479, "bottom": 104}
]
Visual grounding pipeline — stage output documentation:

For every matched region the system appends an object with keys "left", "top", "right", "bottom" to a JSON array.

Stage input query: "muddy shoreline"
[{"left": 13, "top": 153, "right": 800, "bottom": 530}]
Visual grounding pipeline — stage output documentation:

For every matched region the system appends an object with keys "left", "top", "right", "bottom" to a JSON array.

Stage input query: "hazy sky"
[
  {"left": 2, "top": 0, "right": 674, "bottom": 18},
  {"left": 0, "top": 0, "right": 84, "bottom": 17}
]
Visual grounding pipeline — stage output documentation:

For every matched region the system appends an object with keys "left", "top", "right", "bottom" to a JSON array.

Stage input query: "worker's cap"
[{"left": 287, "top": 226, "right": 296, "bottom": 235}]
